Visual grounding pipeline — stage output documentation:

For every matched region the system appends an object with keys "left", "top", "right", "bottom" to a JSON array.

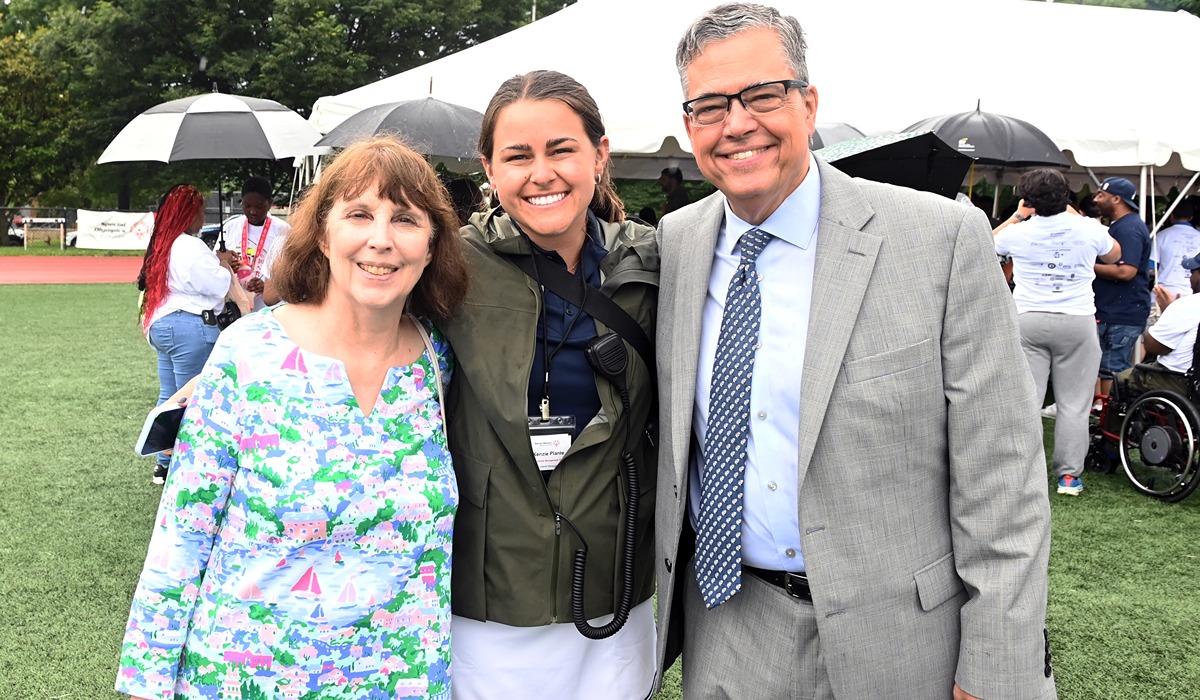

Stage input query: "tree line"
[{"left": 0, "top": 0, "right": 573, "bottom": 216}]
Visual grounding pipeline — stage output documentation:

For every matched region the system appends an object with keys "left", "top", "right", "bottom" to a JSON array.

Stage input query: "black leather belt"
[{"left": 743, "top": 565, "right": 812, "bottom": 601}]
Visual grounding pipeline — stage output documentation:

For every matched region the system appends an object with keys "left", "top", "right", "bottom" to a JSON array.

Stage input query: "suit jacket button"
[{"left": 1045, "top": 664, "right": 1053, "bottom": 678}]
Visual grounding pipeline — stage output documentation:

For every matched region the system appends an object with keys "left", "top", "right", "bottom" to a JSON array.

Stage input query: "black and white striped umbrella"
[{"left": 97, "top": 92, "right": 322, "bottom": 164}]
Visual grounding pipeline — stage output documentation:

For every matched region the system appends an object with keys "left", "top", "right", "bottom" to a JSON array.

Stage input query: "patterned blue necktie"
[{"left": 695, "top": 227, "right": 774, "bottom": 609}]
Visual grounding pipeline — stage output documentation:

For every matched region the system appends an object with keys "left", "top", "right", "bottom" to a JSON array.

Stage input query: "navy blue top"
[
  {"left": 1094, "top": 212, "right": 1151, "bottom": 326},
  {"left": 526, "top": 211, "right": 608, "bottom": 438}
]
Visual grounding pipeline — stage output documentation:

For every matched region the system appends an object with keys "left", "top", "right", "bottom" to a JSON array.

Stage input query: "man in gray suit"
[{"left": 654, "top": 4, "right": 1056, "bottom": 699}]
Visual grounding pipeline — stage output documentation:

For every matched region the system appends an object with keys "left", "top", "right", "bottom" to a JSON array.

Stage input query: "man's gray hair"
[{"left": 676, "top": 3, "right": 808, "bottom": 96}]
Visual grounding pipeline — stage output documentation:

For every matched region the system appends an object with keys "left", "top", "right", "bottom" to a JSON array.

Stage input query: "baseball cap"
[
  {"left": 1099, "top": 177, "right": 1139, "bottom": 212},
  {"left": 1181, "top": 252, "right": 1200, "bottom": 271}
]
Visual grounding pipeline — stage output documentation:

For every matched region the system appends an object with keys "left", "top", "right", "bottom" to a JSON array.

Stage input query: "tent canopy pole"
[{"left": 1150, "top": 170, "right": 1200, "bottom": 238}]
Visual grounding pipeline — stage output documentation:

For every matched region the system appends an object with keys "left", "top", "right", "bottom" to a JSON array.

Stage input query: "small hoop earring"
[{"left": 595, "top": 173, "right": 601, "bottom": 185}]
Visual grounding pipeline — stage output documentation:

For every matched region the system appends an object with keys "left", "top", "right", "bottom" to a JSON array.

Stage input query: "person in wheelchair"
[
  {"left": 1107, "top": 252, "right": 1200, "bottom": 412},
  {"left": 1090, "top": 252, "right": 1200, "bottom": 502}
]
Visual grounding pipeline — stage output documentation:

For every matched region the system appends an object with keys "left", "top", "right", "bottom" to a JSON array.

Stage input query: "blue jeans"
[
  {"left": 1096, "top": 322, "right": 1143, "bottom": 375},
  {"left": 148, "top": 311, "right": 219, "bottom": 465}
]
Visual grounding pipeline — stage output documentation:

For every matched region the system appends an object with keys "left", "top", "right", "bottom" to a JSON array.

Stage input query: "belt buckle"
[{"left": 783, "top": 572, "right": 808, "bottom": 599}]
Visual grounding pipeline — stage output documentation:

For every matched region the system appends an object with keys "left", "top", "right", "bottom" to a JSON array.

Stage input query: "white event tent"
[{"left": 309, "top": 0, "right": 1200, "bottom": 217}]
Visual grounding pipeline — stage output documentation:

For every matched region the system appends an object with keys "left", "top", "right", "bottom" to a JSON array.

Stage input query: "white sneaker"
[{"left": 1040, "top": 404, "right": 1058, "bottom": 418}]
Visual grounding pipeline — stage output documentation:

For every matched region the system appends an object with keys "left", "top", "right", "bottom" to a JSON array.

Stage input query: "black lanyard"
[{"left": 527, "top": 239, "right": 589, "bottom": 419}]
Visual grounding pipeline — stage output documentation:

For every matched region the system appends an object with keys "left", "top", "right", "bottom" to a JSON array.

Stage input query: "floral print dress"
[{"left": 117, "top": 310, "right": 457, "bottom": 700}]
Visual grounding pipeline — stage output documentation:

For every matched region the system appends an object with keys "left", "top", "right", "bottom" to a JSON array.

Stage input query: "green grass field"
[{"left": 1, "top": 283, "right": 1197, "bottom": 699}]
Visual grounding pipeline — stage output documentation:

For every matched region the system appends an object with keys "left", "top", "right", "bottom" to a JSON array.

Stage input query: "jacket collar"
[{"left": 467, "top": 207, "right": 660, "bottom": 282}]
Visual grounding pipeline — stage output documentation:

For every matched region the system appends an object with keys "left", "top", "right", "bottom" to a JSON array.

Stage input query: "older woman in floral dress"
[{"left": 116, "top": 136, "right": 468, "bottom": 700}]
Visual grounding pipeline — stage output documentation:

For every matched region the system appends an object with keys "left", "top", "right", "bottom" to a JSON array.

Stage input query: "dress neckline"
[{"left": 265, "top": 307, "right": 431, "bottom": 419}]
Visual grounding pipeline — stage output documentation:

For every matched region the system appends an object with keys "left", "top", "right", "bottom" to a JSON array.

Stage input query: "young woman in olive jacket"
[{"left": 440, "top": 70, "right": 659, "bottom": 700}]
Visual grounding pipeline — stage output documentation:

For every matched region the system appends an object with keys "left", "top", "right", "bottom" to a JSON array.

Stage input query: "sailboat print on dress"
[
  {"left": 149, "top": 550, "right": 170, "bottom": 570},
  {"left": 239, "top": 581, "right": 264, "bottom": 600},
  {"left": 236, "top": 355, "right": 256, "bottom": 385},
  {"left": 336, "top": 579, "right": 358, "bottom": 607},
  {"left": 291, "top": 566, "right": 322, "bottom": 598},
  {"left": 282, "top": 346, "right": 308, "bottom": 373},
  {"left": 309, "top": 602, "right": 327, "bottom": 622}
]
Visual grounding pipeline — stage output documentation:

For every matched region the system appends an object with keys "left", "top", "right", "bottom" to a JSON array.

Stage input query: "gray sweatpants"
[{"left": 1018, "top": 312, "right": 1102, "bottom": 478}]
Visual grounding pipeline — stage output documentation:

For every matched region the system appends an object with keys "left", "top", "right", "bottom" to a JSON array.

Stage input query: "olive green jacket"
[{"left": 441, "top": 208, "right": 658, "bottom": 626}]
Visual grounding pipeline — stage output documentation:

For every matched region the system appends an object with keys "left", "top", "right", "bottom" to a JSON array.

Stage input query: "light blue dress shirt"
[{"left": 690, "top": 155, "right": 821, "bottom": 573}]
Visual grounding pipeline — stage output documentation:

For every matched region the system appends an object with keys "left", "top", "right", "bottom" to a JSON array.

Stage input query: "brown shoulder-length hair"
[
  {"left": 478, "top": 70, "right": 624, "bottom": 223},
  {"left": 272, "top": 135, "right": 468, "bottom": 322}
]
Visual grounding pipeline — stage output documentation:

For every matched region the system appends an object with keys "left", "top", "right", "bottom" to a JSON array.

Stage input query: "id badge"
[{"left": 528, "top": 415, "right": 576, "bottom": 473}]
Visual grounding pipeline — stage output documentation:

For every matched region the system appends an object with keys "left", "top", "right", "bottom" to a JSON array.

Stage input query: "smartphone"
[{"left": 134, "top": 403, "right": 186, "bottom": 457}]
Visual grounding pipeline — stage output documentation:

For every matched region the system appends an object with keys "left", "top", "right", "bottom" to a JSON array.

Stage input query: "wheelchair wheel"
[
  {"left": 1084, "top": 422, "right": 1118, "bottom": 474},
  {"left": 1119, "top": 390, "right": 1200, "bottom": 502}
]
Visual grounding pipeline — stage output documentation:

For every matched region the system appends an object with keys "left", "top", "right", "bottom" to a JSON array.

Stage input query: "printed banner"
[{"left": 75, "top": 209, "right": 154, "bottom": 250}]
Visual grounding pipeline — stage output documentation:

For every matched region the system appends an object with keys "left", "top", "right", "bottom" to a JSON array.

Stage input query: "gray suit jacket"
[{"left": 654, "top": 159, "right": 1056, "bottom": 699}]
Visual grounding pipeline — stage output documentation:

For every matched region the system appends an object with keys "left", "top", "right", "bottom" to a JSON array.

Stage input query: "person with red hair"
[{"left": 136, "top": 184, "right": 236, "bottom": 484}]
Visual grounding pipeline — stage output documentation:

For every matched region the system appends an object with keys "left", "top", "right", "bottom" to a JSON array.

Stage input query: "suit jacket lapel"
[
  {"left": 666, "top": 193, "right": 725, "bottom": 485},
  {"left": 797, "top": 161, "right": 882, "bottom": 482}
]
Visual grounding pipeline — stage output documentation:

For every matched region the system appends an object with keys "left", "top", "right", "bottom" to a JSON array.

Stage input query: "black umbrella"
[
  {"left": 816, "top": 131, "right": 974, "bottom": 200},
  {"left": 902, "top": 102, "right": 1069, "bottom": 168},
  {"left": 811, "top": 123, "right": 866, "bottom": 150},
  {"left": 316, "top": 97, "right": 483, "bottom": 160}
]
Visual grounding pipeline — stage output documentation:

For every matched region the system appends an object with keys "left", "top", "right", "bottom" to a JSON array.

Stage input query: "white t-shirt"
[
  {"left": 258, "top": 233, "right": 286, "bottom": 283},
  {"left": 221, "top": 214, "right": 292, "bottom": 310},
  {"left": 1152, "top": 223, "right": 1200, "bottom": 297},
  {"left": 1148, "top": 292, "right": 1200, "bottom": 373},
  {"left": 146, "top": 234, "right": 231, "bottom": 330},
  {"left": 994, "top": 212, "right": 1115, "bottom": 315}
]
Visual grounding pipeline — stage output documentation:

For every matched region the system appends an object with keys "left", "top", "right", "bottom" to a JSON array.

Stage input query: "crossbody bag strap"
[
  {"left": 409, "top": 315, "right": 449, "bottom": 444},
  {"left": 505, "top": 253, "right": 656, "bottom": 387}
]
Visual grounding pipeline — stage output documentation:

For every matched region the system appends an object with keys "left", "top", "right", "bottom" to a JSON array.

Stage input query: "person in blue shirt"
[{"left": 1093, "top": 177, "right": 1152, "bottom": 400}]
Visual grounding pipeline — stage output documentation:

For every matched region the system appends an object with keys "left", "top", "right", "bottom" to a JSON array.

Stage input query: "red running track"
[{"left": 0, "top": 256, "right": 143, "bottom": 285}]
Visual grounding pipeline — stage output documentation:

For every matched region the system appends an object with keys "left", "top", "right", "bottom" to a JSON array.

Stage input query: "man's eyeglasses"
[{"left": 682, "top": 79, "right": 808, "bottom": 126}]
